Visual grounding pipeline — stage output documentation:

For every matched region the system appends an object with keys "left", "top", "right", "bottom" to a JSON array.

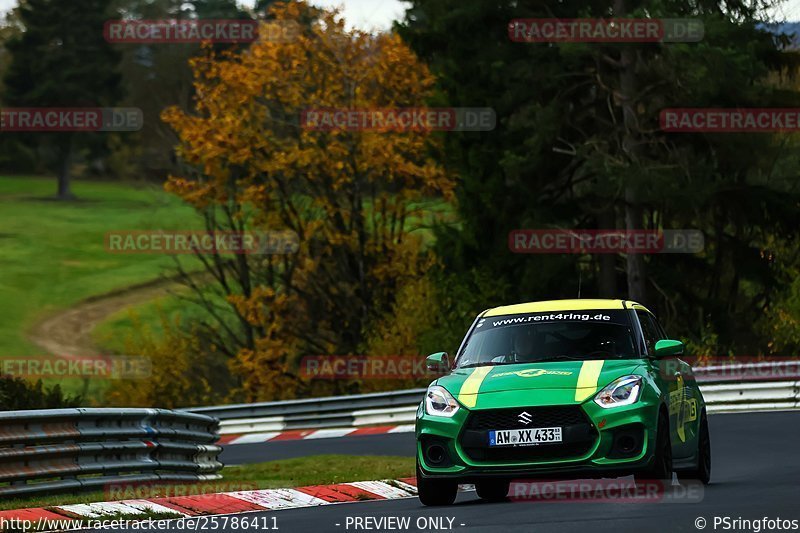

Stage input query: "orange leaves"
[
  {"left": 164, "top": 176, "right": 216, "bottom": 209},
  {"left": 161, "top": 1, "right": 455, "bottom": 401}
]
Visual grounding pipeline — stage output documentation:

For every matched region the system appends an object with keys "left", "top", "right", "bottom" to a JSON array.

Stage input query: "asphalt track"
[{"left": 96, "top": 411, "right": 800, "bottom": 533}]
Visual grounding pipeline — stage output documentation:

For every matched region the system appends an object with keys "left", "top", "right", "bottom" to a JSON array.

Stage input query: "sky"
[
  {"left": 0, "top": 0, "right": 798, "bottom": 28},
  {"left": 774, "top": 1, "right": 800, "bottom": 21},
  {"left": 0, "top": 0, "right": 410, "bottom": 30}
]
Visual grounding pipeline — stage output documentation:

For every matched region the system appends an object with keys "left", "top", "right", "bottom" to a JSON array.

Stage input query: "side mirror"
[
  {"left": 654, "top": 339, "right": 684, "bottom": 358},
  {"left": 426, "top": 352, "right": 451, "bottom": 373}
]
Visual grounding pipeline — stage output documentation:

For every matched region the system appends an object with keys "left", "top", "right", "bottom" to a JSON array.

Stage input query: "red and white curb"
[
  {"left": 217, "top": 424, "right": 414, "bottom": 446},
  {"left": 0, "top": 478, "right": 419, "bottom": 527}
]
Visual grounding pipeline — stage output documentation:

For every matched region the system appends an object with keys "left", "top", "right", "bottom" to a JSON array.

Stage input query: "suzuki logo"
[{"left": 518, "top": 411, "right": 533, "bottom": 425}]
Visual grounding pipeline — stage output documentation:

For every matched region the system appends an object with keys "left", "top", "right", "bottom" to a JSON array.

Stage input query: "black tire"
[
  {"left": 475, "top": 480, "right": 510, "bottom": 502},
  {"left": 416, "top": 460, "right": 458, "bottom": 506},
  {"left": 678, "top": 412, "right": 711, "bottom": 485},
  {"left": 635, "top": 412, "right": 673, "bottom": 485}
]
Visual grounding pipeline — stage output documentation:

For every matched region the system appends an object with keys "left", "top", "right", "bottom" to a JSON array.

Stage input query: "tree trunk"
[
  {"left": 624, "top": 193, "right": 647, "bottom": 303},
  {"left": 598, "top": 211, "right": 618, "bottom": 297},
  {"left": 615, "top": 0, "right": 648, "bottom": 305}
]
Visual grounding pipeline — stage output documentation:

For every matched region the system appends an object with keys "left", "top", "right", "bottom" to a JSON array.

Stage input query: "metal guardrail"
[
  {"left": 0, "top": 408, "right": 222, "bottom": 498},
  {"left": 702, "top": 380, "right": 800, "bottom": 412},
  {"left": 188, "top": 365, "right": 800, "bottom": 435},
  {"left": 188, "top": 389, "right": 426, "bottom": 434},
  {"left": 691, "top": 362, "right": 799, "bottom": 412}
]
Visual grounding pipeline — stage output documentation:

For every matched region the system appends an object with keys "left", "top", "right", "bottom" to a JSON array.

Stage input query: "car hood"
[{"left": 437, "top": 359, "right": 644, "bottom": 409}]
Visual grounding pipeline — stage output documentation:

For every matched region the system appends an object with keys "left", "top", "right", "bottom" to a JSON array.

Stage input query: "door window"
[{"left": 636, "top": 311, "right": 660, "bottom": 356}]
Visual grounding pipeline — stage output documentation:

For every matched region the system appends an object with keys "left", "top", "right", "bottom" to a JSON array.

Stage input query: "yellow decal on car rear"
[
  {"left": 574, "top": 360, "right": 605, "bottom": 402},
  {"left": 458, "top": 366, "right": 493, "bottom": 408}
]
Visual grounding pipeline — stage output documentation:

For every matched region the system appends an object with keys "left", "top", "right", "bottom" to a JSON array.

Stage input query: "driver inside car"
[{"left": 510, "top": 327, "right": 544, "bottom": 362}]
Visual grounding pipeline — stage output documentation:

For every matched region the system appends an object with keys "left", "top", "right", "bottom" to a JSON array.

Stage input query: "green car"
[{"left": 415, "top": 299, "right": 711, "bottom": 506}]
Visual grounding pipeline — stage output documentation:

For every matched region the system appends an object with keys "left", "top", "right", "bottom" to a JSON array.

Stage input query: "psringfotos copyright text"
[{"left": 696, "top": 516, "right": 799, "bottom": 532}]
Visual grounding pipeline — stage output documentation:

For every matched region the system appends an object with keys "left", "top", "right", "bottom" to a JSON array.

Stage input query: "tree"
[
  {"left": 254, "top": 0, "right": 278, "bottom": 16},
  {"left": 3, "top": 0, "right": 122, "bottom": 199},
  {"left": 191, "top": 0, "right": 250, "bottom": 19},
  {"left": 398, "top": 0, "right": 800, "bottom": 352},
  {"left": 105, "top": 310, "right": 232, "bottom": 408},
  {"left": 0, "top": 376, "right": 81, "bottom": 410},
  {"left": 110, "top": 0, "right": 254, "bottom": 180},
  {"left": 0, "top": 7, "right": 36, "bottom": 173},
  {"left": 162, "top": 1, "right": 454, "bottom": 400}
]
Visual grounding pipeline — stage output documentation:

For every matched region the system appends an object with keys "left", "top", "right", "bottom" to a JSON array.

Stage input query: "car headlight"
[
  {"left": 594, "top": 375, "right": 643, "bottom": 408},
  {"left": 425, "top": 385, "right": 460, "bottom": 417}
]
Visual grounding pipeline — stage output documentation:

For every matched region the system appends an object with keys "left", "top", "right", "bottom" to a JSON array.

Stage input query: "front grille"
[
  {"left": 462, "top": 442, "right": 594, "bottom": 462},
  {"left": 461, "top": 406, "right": 597, "bottom": 464},
  {"left": 465, "top": 405, "right": 588, "bottom": 431}
]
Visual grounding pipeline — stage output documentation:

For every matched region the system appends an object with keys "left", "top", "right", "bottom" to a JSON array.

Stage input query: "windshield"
[{"left": 456, "top": 310, "right": 637, "bottom": 368}]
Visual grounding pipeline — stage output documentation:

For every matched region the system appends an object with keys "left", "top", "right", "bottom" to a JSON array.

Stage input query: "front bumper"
[{"left": 416, "top": 397, "right": 660, "bottom": 481}]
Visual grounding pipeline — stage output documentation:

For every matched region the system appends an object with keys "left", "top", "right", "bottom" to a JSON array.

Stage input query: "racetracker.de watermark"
[
  {"left": 0, "top": 355, "right": 151, "bottom": 380},
  {"left": 0, "top": 108, "right": 142, "bottom": 132},
  {"left": 104, "top": 20, "right": 299, "bottom": 44},
  {"left": 300, "top": 355, "right": 434, "bottom": 380},
  {"left": 105, "top": 480, "right": 258, "bottom": 501},
  {"left": 508, "top": 18, "right": 704, "bottom": 43},
  {"left": 661, "top": 108, "right": 800, "bottom": 132},
  {"left": 105, "top": 230, "right": 299, "bottom": 255},
  {"left": 509, "top": 229, "right": 704, "bottom": 254},
  {"left": 300, "top": 108, "right": 496, "bottom": 132},
  {"left": 510, "top": 479, "right": 704, "bottom": 503},
  {"left": 661, "top": 357, "right": 800, "bottom": 382}
]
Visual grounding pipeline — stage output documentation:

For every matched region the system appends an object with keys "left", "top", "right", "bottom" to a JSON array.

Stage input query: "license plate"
[{"left": 489, "top": 427, "right": 562, "bottom": 447}]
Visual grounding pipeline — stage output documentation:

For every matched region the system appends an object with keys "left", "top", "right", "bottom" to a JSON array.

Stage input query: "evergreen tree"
[
  {"left": 3, "top": 0, "right": 122, "bottom": 199},
  {"left": 398, "top": 0, "right": 800, "bottom": 351}
]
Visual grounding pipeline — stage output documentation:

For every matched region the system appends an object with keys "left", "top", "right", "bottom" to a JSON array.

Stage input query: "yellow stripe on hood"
[
  {"left": 458, "top": 367, "right": 493, "bottom": 408},
  {"left": 574, "top": 360, "right": 605, "bottom": 402}
]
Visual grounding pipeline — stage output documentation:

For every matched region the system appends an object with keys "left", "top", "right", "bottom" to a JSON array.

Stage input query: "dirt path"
[{"left": 28, "top": 278, "right": 183, "bottom": 357}]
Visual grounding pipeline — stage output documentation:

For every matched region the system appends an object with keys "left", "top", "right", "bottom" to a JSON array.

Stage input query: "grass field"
[
  {"left": 0, "top": 175, "right": 457, "bottom": 401},
  {"left": 91, "top": 196, "right": 458, "bottom": 354},
  {"left": 0, "top": 176, "right": 202, "bottom": 357},
  {"left": 0, "top": 455, "right": 415, "bottom": 511},
  {"left": 92, "top": 290, "right": 217, "bottom": 355}
]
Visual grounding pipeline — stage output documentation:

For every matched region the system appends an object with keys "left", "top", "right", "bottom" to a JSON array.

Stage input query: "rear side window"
[
  {"left": 636, "top": 311, "right": 661, "bottom": 356},
  {"left": 652, "top": 316, "right": 668, "bottom": 338}
]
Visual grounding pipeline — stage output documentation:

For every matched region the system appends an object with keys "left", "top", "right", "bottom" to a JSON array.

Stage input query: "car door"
[
  {"left": 650, "top": 313, "right": 701, "bottom": 459},
  {"left": 633, "top": 308, "right": 686, "bottom": 459}
]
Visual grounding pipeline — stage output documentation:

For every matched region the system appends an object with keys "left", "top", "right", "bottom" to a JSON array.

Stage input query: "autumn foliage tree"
[{"left": 162, "top": 1, "right": 453, "bottom": 401}]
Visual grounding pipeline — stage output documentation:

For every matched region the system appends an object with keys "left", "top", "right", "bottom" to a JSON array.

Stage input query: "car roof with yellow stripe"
[{"left": 482, "top": 299, "right": 651, "bottom": 317}]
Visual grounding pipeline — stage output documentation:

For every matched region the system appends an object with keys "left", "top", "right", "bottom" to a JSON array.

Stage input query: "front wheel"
[
  {"left": 416, "top": 460, "right": 458, "bottom": 506},
  {"left": 678, "top": 412, "right": 711, "bottom": 485},
  {"left": 475, "top": 480, "right": 510, "bottom": 502},
  {"left": 635, "top": 412, "right": 673, "bottom": 485}
]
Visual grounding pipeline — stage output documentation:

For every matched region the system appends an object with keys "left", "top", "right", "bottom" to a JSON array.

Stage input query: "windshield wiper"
[
  {"left": 533, "top": 355, "right": 585, "bottom": 362},
  {"left": 459, "top": 360, "right": 516, "bottom": 369}
]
